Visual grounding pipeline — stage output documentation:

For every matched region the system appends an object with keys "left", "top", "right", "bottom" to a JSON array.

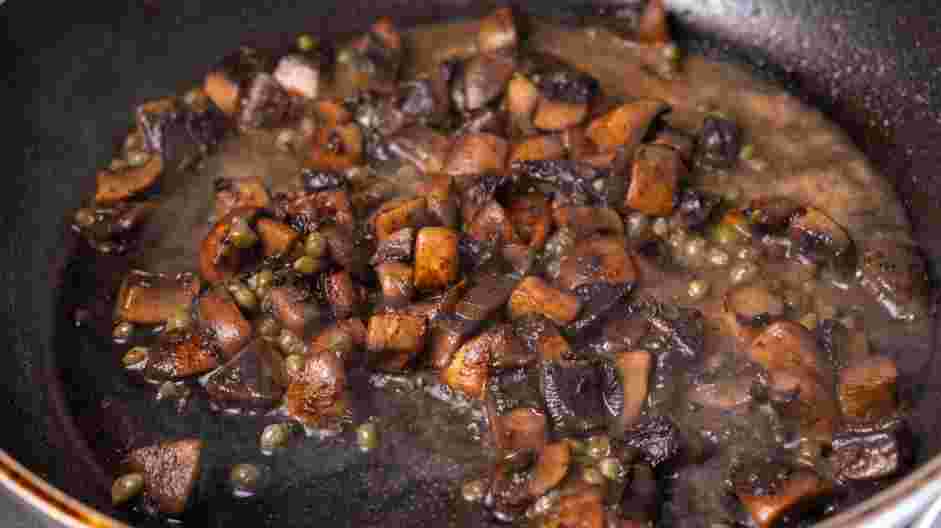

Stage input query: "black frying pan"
[{"left": 2, "top": 1, "right": 941, "bottom": 527}]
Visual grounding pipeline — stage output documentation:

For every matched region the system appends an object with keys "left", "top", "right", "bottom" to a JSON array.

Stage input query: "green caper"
[
  {"left": 724, "top": 185, "right": 743, "bottom": 203},
  {"left": 254, "top": 269, "right": 274, "bottom": 291},
  {"left": 228, "top": 217, "right": 258, "bottom": 249},
  {"left": 74, "top": 208, "right": 96, "bottom": 228},
  {"left": 663, "top": 43, "right": 682, "bottom": 62},
  {"left": 230, "top": 463, "right": 263, "bottom": 492},
  {"left": 122, "top": 346, "right": 149, "bottom": 368},
  {"left": 164, "top": 306, "right": 192, "bottom": 332},
  {"left": 356, "top": 422, "right": 380, "bottom": 451},
  {"left": 126, "top": 150, "right": 152, "bottom": 168},
  {"left": 799, "top": 312, "right": 818, "bottom": 330},
  {"left": 739, "top": 144, "right": 755, "bottom": 161},
  {"left": 598, "top": 457, "right": 625, "bottom": 481},
  {"left": 293, "top": 255, "right": 321, "bottom": 275},
  {"left": 709, "top": 223, "right": 740, "bottom": 246},
  {"left": 688, "top": 279, "right": 710, "bottom": 301},
  {"left": 326, "top": 331, "right": 354, "bottom": 357},
  {"left": 586, "top": 435, "right": 611, "bottom": 459},
  {"left": 566, "top": 438, "right": 587, "bottom": 456},
  {"left": 111, "top": 473, "right": 144, "bottom": 506},
  {"left": 461, "top": 479, "right": 486, "bottom": 503},
  {"left": 304, "top": 231, "right": 328, "bottom": 259},
  {"left": 257, "top": 316, "right": 281, "bottom": 339},
  {"left": 260, "top": 423, "right": 294, "bottom": 452},
  {"left": 582, "top": 467, "right": 605, "bottom": 485},
  {"left": 297, "top": 34, "right": 318, "bottom": 52},
  {"left": 113, "top": 321, "right": 134, "bottom": 341},
  {"left": 228, "top": 281, "right": 258, "bottom": 312}
]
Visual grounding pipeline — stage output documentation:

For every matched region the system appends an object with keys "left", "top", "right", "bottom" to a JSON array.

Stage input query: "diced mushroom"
[
  {"left": 458, "top": 108, "right": 507, "bottom": 135},
  {"left": 507, "top": 193, "right": 551, "bottom": 250},
  {"left": 509, "top": 135, "right": 566, "bottom": 163},
  {"left": 478, "top": 7, "right": 518, "bottom": 53},
  {"left": 308, "top": 318, "right": 367, "bottom": 365},
  {"left": 461, "top": 171, "right": 511, "bottom": 224},
  {"left": 513, "top": 315, "right": 575, "bottom": 363},
  {"left": 735, "top": 470, "right": 832, "bottom": 528},
  {"left": 239, "top": 73, "right": 294, "bottom": 129},
  {"left": 830, "top": 429, "right": 908, "bottom": 482},
  {"left": 387, "top": 125, "right": 451, "bottom": 173},
  {"left": 497, "top": 407, "right": 547, "bottom": 451},
  {"left": 512, "top": 159, "right": 606, "bottom": 202},
  {"left": 788, "top": 206, "right": 852, "bottom": 262},
  {"left": 367, "top": 313, "right": 427, "bottom": 371},
  {"left": 136, "top": 95, "right": 226, "bottom": 166},
  {"left": 506, "top": 74, "right": 540, "bottom": 132},
  {"left": 557, "top": 236, "right": 637, "bottom": 291},
  {"left": 586, "top": 100, "right": 669, "bottom": 153},
  {"left": 146, "top": 331, "right": 220, "bottom": 380},
  {"left": 528, "top": 442, "right": 570, "bottom": 497},
  {"left": 370, "top": 197, "right": 429, "bottom": 242},
  {"left": 767, "top": 369, "right": 839, "bottom": 440},
  {"left": 744, "top": 197, "right": 800, "bottom": 234},
  {"left": 613, "top": 350, "right": 652, "bottom": 433},
  {"left": 428, "top": 318, "right": 467, "bottom": 370},
  {"left": 376, "top": 261, "right": 415, "bottom": 307},
  {"left": 857, "top": 237, "right": 930, "bottom": 321},
  {"left": 487, "top": 367, "right": 543, "bottom": 416},
  {"left": 255, "top": 218, "right": 300, "bottom": 257},
  {"left": 324, "top": 270, "right": 359, "bottom": 319},
  {"left": 285, "top": 351, "right": 348, "bottom": 427},
  {"left": 442, "top": 329, "right": 492, "bottom": 398},
  {"left": 625, "top": 144, "right": 683, "bottom": 216},
  {"left": 687, "top": 375, "right": 754, "bottom": 410},
  {"left": 455, "top": 273, "right": 520, "bottom": 323},
  {"left": 651, "top": 126, "right": 694, "bottom": 162},
  {"left": 414, "top": 227, "right": 460, "bottom": 291},
  {"left": 307, "top": 122, "right": 364, "bottom": 171},
  {"left": 115, "top": 271, "right": 199, "bottom": 325},
  {"left": 480, "top": 324, "right": 530, "bottom": 369},
  {"left": 321, "top": 225, "right": 360, "bottom": 270},
  {"left": 748, "top": 321, "right": 823, "bottom": 378},
  {"left": 509, "top": 277, "right": 581, "bottom": 325},
  {"left": 540, "top": 361, "right": 620, "bottom": 435},
  {"left": 533, "top": 99, "right": 589, "bottom": 131},
  {"left": 444, "top": 133, "right": 509, "bottom": 181},
  {"left": 552, "top": 206, "right": 624, "bottom": 239},
  {"left": 266, "top": 286, "right": 316, "bottom": 335},
  {"left": 636, "top": 0, "right": 671, "bottom": 45},
  {"left": 454, "top": 52, "right": 516, "bottom": 112},
  {"left": 816, "top": 318, "right": 869, "bottom": 371},
  {"left": 838, "top": 356, "right": 898, "bottom": 423},
  {"left": 199, "top": 209, "right": 259, "bottom": 283},
  {"left": 400, "top": 77, "right": 450, "bottom": 124},
  {"left": 125, "top": 439, "right": 202, "bottom": 515},
  {"left": 275, "top": 188, "right": 355, "bottom": 233},
  {"left": 485, "top": 453, "right": 537, "bottom": 522},
  {"left": 95, "top": 157, "right": 163, "bottom": 205},
  {"left": 466, "top": 201, "right": 519, "bottom": 246},
  {"left": 197, "top": 288, "right": 253, "bottom": 359},
  {"left": 213, "top": 177, "right": 270, "bottom": 220},
  {"left": 273, "top": 54, "right": 320, "bottom": 99},
  {"left": 416, "top": 174, "right": 459, "bottom": 228},
  {"left": 558, "top": 487, "right": 604, "bottom": 528},
  {"left": 204, "top": 339, "right": 283, "bottom": 409},
  {"left": 203, "top": 48, "right": 270, "bottom": 116},
  {"left": 204, "top": 72, "right": 241, "bottom": 117},
  {"left": 371, "top": 227, "right": 416, "bottom": 264}
]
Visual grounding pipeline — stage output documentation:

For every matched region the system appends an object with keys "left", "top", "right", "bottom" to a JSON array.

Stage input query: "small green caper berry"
[
  {"left": 297, "top": 34, "right": 318, "bottom": 52},
  {"left": 599, "top": 457, "right": 625, "bottom": 481},
  {"left": 356, "top": 422, "right": 379, "bottom": 451},
  {"left": 739, "top": 144, "right": 755, "bottom": 161},
  {"left": 260, "top": 423, "right": 293, "bottom": 452},
  {"left": 586, "top": 435, "right": 611, "bottom": 459},
  {"left": 164, "top": 306, "right": 192, "bottom": 333},
  {"left": 688, "top": 279, "right": 710, "bottom": 300},
  {"left": 293, "top": 255, "right": 321, "bottom": 275},
  {"left": 257, "top": 316, "right": 281, "bottom": 339},
  {"left": 254, "top": 269, "right": 274, "bottom": 290},
  {"left": 230, "top": 463, "right": 263, "bottom": 491},
  {"left": 109, "top": 158, "right": 129, "bottom": 172},
  {"left": 284, "top": 354, "right": 306, "bottom": 376},
  {"left": 228, "top": 282, "right": 258, "bottom": 312},
  {"left": 582, "top": 467, "right": 605, "bottom": 485},
  {"left": 111, "top": 473, "right": 144, "bottom": 506},
  {"left": 228, "top": 218, "right": 258, "bottom": 249}
]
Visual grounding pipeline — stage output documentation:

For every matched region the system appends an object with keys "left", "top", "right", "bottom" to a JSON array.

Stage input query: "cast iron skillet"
[{"left": 2, "top": 0, "right": 941, "bottom": 526}]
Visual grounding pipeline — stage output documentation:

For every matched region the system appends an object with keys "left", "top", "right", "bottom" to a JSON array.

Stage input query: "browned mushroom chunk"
[
  {"left": 586, "top": 100, "right": 669, "bottom": 153},
  {"left": 370, "top": 197, "right": 429, "bottom": 242},
  {"left": 625, "top": 144, "right": 683, "bottom": 216},
  {"left": 239, "top": 73, "right": 294, "bottom": 129},
  {"left": 478, "top": 7, "right": 518, "bottom": 54},
  {"left": 767, "top": 369, "right": 839, "bottom": 440},
  {"left": 125, "top": 438, "right": 202, "bottom": 515},
  {"left": 584, "top": 311, "right": 650, "bottom": 357},
  {"left": 197, "top": 288, "right": 253, "bottom": 360},
  {"left": 146, "top": 331, "right": 220, "bottom": 380},
  {"left": 466, "top": 201, "right": 520, "bottom": 247},
  {"left": 748, "top": 320, "right": 823, "bottom": 378},
  {"left": 513, "top": 314, "right": 575, "bottom": 363},
  {"left": 444, "top": 133, "right": 509, "bottom": 182},
  {"left": 199, "top": 209, "right": 259, "bottom": 283},
  {"left": 613, "top": 350, "right": 652, "bottom": 432},
  {"left": 203, "top": 47, "right": 270, "bottom": 117},
  {"left": 507, "top": 193, "right": 552, "bottom": 250},
  {"left": 636, "top": 0, "right": 671, "bottom": 44},
  {"left": 557, "top": 236, "right": 637, "bottom": 291},
  {"left": 651, "top": 126, "right": 695, "bottom": 162},
  {"left": 496, "top": 407, "right": 547, "bottom": 451},
  {"left": 386, "top": 125, "right": 451, "bottom": 173},
  {"left": 453, "top": 52, "right": 516, "bottom": 112},
  {"left": 213, "top": 177, "right": 270, "bottom": 220},
  {"left": 483, "top": 324, "right": 532, "bottom": 369},
  {"left": 442, "top": 328, "right": 503, "bottom": 398},
  {"left": 371, "top": 227, "right": 416, "bottom": 265},
  {"left": 533, "top": 99, "right": 589, "bottom": 132},
  {"left": 830, "top": 428, "right": 909, "bottom": 482},
  {"left": 115, "top": 271, "right": 199, "bottom": 325},
  {"left": 528, "top": 441, "right": 570, "bottom": 497},
  {"left": 273, "top": 54, "right": 320, "bottom": 99},
  {"left": 857, "top": 237, "right": 930, "bottom": 321},
  {"left": 838, "top": 356, "right": 898, "bottom": 424},
  {"left": 325, "top": 270, "right": 360, "bottom": 319},
  {"left": 724, "top": 283, "right": 785, "bottom": 347},
  {"left": 375, "top": 261, "right": 415, "bottom": 307},
  {"left": 204, "top": 338, "right": 283, "bottom": 409},
  {"left": 558, "top": 486, "right": 604, "bottom": 528},
  {"left": 735, "top": 468, "right": 833, "bottom": 528},
  {"left": 285, "top": 351, "right": 348, "bottom": 428},
  {"left": 414, "top": 174, "right": 459, "bottom": 228},
  {"left": 552, "top": 206, "right": 624, "bottom": 238},
  {"left": 506, "top": 74, "right": 540, "bottom": 134},
  {"left": 308, "top": 318, "right": 367, "bottom": 365},
  {"left": 541, "top": 361, "right": 621, "bottom": 435},
  {"left": 255, "top": 218, "right": 300, "bottom": 257},
  {"left": 413, "top": 227, "right": 460, "bottom": 291},
  {"left": 509, "top": 135, "right": 566, "bottom": 164},
  {"left": 367, "top": 313, "right": 427, "bottom": 371},
  {"left": 274, "top": 187, "right": 355, "bottom": 233},
  {"left": 95, "top": 157, "right": 163, "bottom": 205},
  {"left": 508, "top": 276, "right": 582, "bottom": 326},
  {"left": 266, "top": 285, "right": 316, "bottom": 336}
]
